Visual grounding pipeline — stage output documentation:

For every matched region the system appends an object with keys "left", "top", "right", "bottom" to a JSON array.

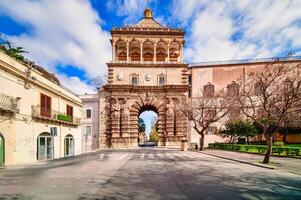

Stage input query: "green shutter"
[{"left": 0, "top": 136, "right": 4, "bottom": 166}]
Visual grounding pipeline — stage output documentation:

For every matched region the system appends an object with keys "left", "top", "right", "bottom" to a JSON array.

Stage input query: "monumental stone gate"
[{"left": 99, "top": 8, "right": 189, "bottom": 148}]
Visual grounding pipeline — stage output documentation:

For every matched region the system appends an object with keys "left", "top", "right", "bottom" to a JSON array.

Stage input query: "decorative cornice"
[{"left": 107, "top": 62, "right": 188, "bottom": 68}]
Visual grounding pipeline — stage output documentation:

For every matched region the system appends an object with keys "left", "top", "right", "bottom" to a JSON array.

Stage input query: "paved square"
[{"left": 0, "top": 148, "right": 300, "bottom": 200}]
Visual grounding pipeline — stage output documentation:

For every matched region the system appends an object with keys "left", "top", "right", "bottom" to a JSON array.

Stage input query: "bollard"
[{"left": 181, "top": 140, "right": 188, "bottom": 151}]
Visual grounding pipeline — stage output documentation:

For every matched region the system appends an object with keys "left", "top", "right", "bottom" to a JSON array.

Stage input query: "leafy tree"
[
  {"left": 219, "top": 119, "right": 258, "bottom": 143},
  {"left": 138, "top": 118, "right": 146, "bottom": 133},
  {"left": 0, "top": 33, "right": 27, "bottom": 61},
  {"left": 148, "top": 116, "right": 158, "bottom": 142}
]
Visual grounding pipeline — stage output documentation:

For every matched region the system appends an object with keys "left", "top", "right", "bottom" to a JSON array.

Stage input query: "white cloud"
[
  {"left": 0, "top": 0, "right": 111, "bottom": 94},
  {"left": 106, "top": 0, "right": 149, "bottom": 24},
  {"left": 57, "top": 74, "right": 96, "bottom": 95},
  {"left": 171, "top": 0, "right": 301, "bottom": 62}
]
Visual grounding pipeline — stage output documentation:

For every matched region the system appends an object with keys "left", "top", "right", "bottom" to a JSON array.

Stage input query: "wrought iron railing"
[
  {"left": 31, "top": 105, "right": 80, "bottom": 126},
  {"left": 0, "top": 93, "right": 19, "bottom": 113}
]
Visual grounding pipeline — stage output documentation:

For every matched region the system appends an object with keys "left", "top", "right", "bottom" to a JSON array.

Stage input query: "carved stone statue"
[
  {"left": 111, "top": 99, "right": 120, "bottom": 120},
  {"left": 166, "top": 99, "right": 174, "bottom": 117},
  {"left": 121, "top": 100, "right": 130, "bottom": 120}
]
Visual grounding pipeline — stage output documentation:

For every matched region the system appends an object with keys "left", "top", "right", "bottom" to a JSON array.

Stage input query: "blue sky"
[
  {"left": 1, "top": 0, "right": 300, "bottom": 136},
  {"left": 0, "top": 0, "right": 301, "bottom": 95}
]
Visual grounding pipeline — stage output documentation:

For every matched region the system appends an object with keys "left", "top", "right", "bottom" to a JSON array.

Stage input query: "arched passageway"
[{"left": 138, "top": 107, "right": 158, "bottom": 146}]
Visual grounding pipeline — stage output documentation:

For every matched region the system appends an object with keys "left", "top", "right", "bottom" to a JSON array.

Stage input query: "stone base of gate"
[
  {"left": 165, "top": 136, "right": 187, "bottom": 147},
  {"left": 111, "top": 137, "right": 138, "bottom": 148}
]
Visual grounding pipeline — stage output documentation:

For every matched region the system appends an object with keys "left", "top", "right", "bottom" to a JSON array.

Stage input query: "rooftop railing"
[
  {"left": 110, "top": 60, "right": 181, "bottom": 64},
  {"left": 189, "top": 56, "right": 301, "bottom": 67},
  {"left": 0, "top": 93, "right": 19, "bottom": 113},
  {"left": 31, "top": 105, "right": 80, "bottom": 126}
]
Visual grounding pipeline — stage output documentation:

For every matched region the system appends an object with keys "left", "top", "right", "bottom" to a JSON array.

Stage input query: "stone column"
[
  {"left": 167, "top": 43, "right": 170, "bottom": 63},
  {"left": 112, "top": 42, "right": 116, "bottom": 62},
  {"left": 154, "top": 44, "right": 156, "bottom": 63},
  {"left": 126, "top": 42, "right": 129, "bottom": 63},
  {"left": 140, "top": 42, "right": 143, "bottom": 62},
  {"left": 121, "top": 99, "right": 130, "bottom": 138},
  {"left": 180, "top": 43, "right": 184, "bottom": 63},
  {"left": 111, "top": 99, "right": 120, "bottom": 138}
]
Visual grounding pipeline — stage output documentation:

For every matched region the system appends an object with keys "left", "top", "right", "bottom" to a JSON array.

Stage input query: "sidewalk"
[{"left": 198, "top": 149, "right": 301, "bottom": 175}]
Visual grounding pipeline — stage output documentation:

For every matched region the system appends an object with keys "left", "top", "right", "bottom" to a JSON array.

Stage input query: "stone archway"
[
  {"left": 130, "top": 97, "right": 165, "bottom": 146},
  {"left": 100, "top": 86, "right": 189, "bottom": 148}
]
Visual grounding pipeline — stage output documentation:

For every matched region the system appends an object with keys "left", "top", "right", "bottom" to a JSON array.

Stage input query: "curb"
[{"left": 190, "top": 150, "right": 277, "bottom": 170}]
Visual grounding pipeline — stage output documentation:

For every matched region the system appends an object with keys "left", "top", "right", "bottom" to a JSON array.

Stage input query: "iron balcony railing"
[
  {"left": 0, "top": 93, "right": 19, "bottom": 113},
  {"left": 31, "top": 105, "right": 80, "bottom": 126}
]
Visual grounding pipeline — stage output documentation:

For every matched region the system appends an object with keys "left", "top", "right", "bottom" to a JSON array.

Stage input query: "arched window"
[
  {"left": 169, "top": 41, "right": 180, "bottom": 62},
  {"left": 129, "top": 40, "right": 140, "bottom": 61},
  {"left": 143, "top": 40, "right": 154, "bottom": 62},
  {"left": 203, "top": 82, "right": 215, "bottom": 97},
  {"left": 254, "top": 81, "right": 263, "bottom": 94},
  {"left": 37, "top": 132, "right": 53, "bottom": 161},
  {"left": 156, "top": 41, "right": 167, "bottom": 62},
  {"left": 115, "top": 40, "right": 127, "bottom": 61},
  {"left": 65, "top": 134, "right": 74, "bottom": 156},
  {"left": 227, "top": 81, "right": 239, "bottom": 96}
]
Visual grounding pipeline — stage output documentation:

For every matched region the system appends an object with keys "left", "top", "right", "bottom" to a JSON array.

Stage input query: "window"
[
  {"left": 203, "top": 83, "right": 215, "bottom": 97},
  {"left": 64, "top": 134, "right": 74, "bottom": 156},
  {"left": 85, "top": 126, "right": 92, "bottom": 136},
  {"left": 284, "top": 78, "right": 293, "bottom": 92},
  {"left": 131, "top": 76, "right": 139, "bottom": 85},
  {"left": 188, "top": 75, "right": 192, "bottom": 85},
  {"left": 158, "top": 75, "right": 165, "bottom": 86},
  {"left": 86, "top": 109, "right": 92, "bottom": 118},
  {"left": 254, "top": 81, "right": 263, "bottom": 94},
  {"left": 227, "top": 81, "right": 239, "bottom": 96},
  {"left": 66, "top": 105, "right": 73, "bottom": 117},
  {"left": 207, "top": 127, "right": 217, "bottom": 135},
  {"left": 40, "top": 93, "right": 51, "bottom": 118}
]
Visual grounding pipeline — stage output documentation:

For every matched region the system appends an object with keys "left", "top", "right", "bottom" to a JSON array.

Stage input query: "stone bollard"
[{"left": 181, "top": 140, "right": 188, "bottom": 151}]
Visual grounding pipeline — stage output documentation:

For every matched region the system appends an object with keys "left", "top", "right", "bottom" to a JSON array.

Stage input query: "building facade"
[
  {"left": 98, "top": 8, "right": 301, "bottom": 149},
  {"left": 0, "top": 51, "right": 82, "bottom": 165},
  {"left": 188, "top": 58, "right": 301, "bottom": 147},
  {"left": 99, "top": 8, "right": 189, "bottom": 148},
  {"left": 79, "top": 93, "right": 99, "bottom": 152}
]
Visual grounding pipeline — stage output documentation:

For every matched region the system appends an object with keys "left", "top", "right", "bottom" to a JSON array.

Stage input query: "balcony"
[
  {"left": 31, "top": 105, "right": 80, "bottom": 126},
  {"left": 0, "top": 93, "right": 19, "bottom": 113}
]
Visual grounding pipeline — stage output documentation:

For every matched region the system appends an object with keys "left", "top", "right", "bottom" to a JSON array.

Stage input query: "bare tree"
[
  {"left": 236, "top": 60, "right": 301, "bottom": 164},
  {"left": 89, "top": 74, "right": 108, "bottom": 89},
  {"left": 183, "top": 90, "right": 234, "bottom": 150}
]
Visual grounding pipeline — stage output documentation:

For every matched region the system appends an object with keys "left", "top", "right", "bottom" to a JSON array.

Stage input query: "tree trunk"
[
  {"left": 199, "top": 133, "right": 205, "bottom": 151},
  {"left": 263, "top": 134, "right": 273, "bottom": 164},
  {"left": 247, "top": 136, "right": 250, "bottom": 144}
]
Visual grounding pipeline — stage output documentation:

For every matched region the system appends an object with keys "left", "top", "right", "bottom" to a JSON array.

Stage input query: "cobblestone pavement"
[{"left": 0, "top": 148, "right": 300, "bottom": 200}]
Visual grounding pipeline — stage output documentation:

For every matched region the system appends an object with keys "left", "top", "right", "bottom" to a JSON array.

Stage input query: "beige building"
[
  {"left": 188, "top": 58, "right": 301, "bottom": 147},
  {"left": 98, "top": 8, "right": 301, "bottom": 149},
  {"left": 79, "top": 93, "right": 99, "bottom": 153},
  {"left": 0, "top": 51, "right": 82, "bottom": 165}
]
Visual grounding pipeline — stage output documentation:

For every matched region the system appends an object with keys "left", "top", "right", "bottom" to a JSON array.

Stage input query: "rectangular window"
[
  {"left": 86, "top": 109, "right": 92, "bottom": 118},
  {"left": 40, "top": 93, "right": 51, "bottom": 117},
  {"left": 85, "top": 126, "right": 92, "bottom": 136},
  {"left": 158, "top": 76, "right": 165, "bottom": 86},
  {"left": 131, "top": 76, "right": 139, "bottom": 85},
  {"left": 188, "top": 75, "right": 192, "bottom": 85},
  {"left": 66, "top": 105, "right": 73, "bottom": 117},
  {"left": 207, "top": 127, "right": 217, "bottom": 135}
]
